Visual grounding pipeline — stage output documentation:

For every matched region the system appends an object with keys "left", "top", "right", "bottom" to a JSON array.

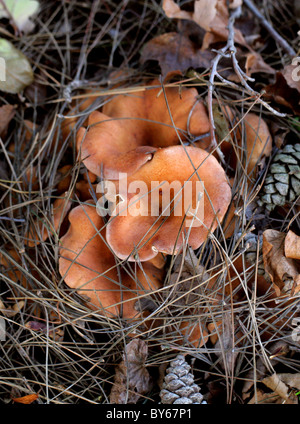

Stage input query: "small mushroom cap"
[
  {"left": 59, "top": 202, "right": 163, "bottom": 319},
  {"left": 106, "top": 145, "right": 231, "bottom": 261},
  {"left": 76, "top": 80, "right": 210, "bottom": 179}
]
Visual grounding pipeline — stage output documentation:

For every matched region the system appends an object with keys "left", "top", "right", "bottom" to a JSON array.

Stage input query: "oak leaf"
[{"left": 262, "top": 229, "right": 300, "bottom": 296}]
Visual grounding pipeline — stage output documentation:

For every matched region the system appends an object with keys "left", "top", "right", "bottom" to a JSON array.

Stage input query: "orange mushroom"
[
  {"left": 76, "top": 79, "right": 210, "bottom": 179},
  {"left": 105, "top": 145, "right": 231, "bottom": 261},
  {"left": 58, "top": 202, "right": 163, "bottom": 319}
]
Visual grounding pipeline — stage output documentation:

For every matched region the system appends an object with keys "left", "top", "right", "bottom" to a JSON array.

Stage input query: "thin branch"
[
  {"left": 243, "top": 0, "right": 296, "bottom": 57},
  {"left": 207, "top": 4, "right": 286, "bottom": 161}
]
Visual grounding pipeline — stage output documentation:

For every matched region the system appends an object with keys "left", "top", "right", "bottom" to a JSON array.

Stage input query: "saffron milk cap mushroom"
[
  {"left": 105, "top": 145, "right": 231, "bottom": 261},
  {"left": 58, "top": 202, "right": 163, "bottom": 319},
  {"left": 76, "top": 79, "right": 210, "bottom": 180}
]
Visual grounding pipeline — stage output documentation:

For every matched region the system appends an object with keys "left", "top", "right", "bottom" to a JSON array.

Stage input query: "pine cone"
[
  {"left": 243, "top": 233, "right": 269, "bottom": 279},
  {"left": 258, "top": 144, "right": 300, "bottom": 211},
  {"left": 160, "top": 354, "right": 206, "bottom": 404}
]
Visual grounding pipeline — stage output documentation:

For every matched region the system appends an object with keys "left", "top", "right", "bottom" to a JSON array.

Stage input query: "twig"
[
  {"left": 207, "top": 5, "right": 286, "bottom": 161},
  {"left": 243, "top": 0, "right": 296, "bottom": 57}
]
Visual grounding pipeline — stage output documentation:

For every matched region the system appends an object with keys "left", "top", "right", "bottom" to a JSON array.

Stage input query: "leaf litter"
[{"left": 0, "top": 0, "right": 299, "bottom": 405}]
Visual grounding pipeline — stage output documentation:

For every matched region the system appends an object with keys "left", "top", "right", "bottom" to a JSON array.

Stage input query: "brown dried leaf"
[
  {"left": 109, "top": 339, "right": 153, "bottom": 404},
  {"left": 193, "top": 0, "right": 218, "bottom": 31},
  {"left": 262, "top": 230, "right": 300, "bottom": 295},
  {"left": 12, "top": 393, "right": 39, "bottom": 404},
  {"left": 211, "top": 312, "right": 239, "bottom": 371},
  {"left": 262, "top": 373, "right": 289, "bottom": 400},
  {"left": 163, "top": 0, "right": 246, "bottom": 49},
  {"left": 201, "top": 0, "right": 246, "bottom": 49},
  {"left": 140, "top": 32, "right": 215, "bottom": 76},
  {"left": 244, "top": 52, "right": 275, "bottom": 76},
  {"left": 242, "top": 341, "right": 289, "bottom": 397},
  {"left": 264, "top": 72, "right": 300, "bottom": 116},
  {"left": 248, "top": 389, "right": 297, "bottom": 404},
  {"left": 262, "top": 373, "right": 298, "bottom": 403},
  {"left": 284, "top": 230, "right": 300, "bottom": 260},
  {"left": 162, "top": 0, "right": 191, "bottom": 20},
  {"left": 277, "top": 373, "right": 300, "bottom": 391},
  {"left": 282, "top": 61, "right": 300, "bottom": 93},
  {"left": 0, "top": 104, "right": 15, "bottom": 139}
]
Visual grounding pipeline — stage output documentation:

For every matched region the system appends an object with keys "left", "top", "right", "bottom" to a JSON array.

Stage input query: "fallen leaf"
[
  {"left": 216, "top": 105, "right": 273, "bottom": 179},
  {"left": 0, "top": 38, "right": 34, "bottom": 94},
  {"left": 262, "top": 373, "right": 299, "bottom": 403},
  {"left": 262, "top": 229, "right": 300, "bottom": 295},
  {"left": 248, "top": 388, "right": 297, "bottom": 404},
  {"left": 140, "top": 32, "right": 215, "bottom": 76},
  {"left": 0, "top": 104, "right": 15, "bottom": 139},
  {"left": 264, "top": 71, "right": 300, "bottom": 116},
  {"left": 210, "top": 312, "right": 240, "bottom": 371},
  {"left": 284, "top": 230, "right": 300, "bottom": 260},
  {"left": 109, "top": 339, "right": 153, "bottom": 404},
  {"left": 0, "top": 0, "right": 39, "bottom": 33},
  {"left": 162, "top": 0, "right": 191, "bottom": 21},
  {"left": 282, "top": 61, "right": 300, "bottom": 93},
  {"left": 163, "top": 0, "right": 246, "bottom": 49},
  {"left": 12, "top": 393, "right": 39, "bottom": 404},
  {"left": 262, "top": 373, "right": 289, "bottom": 400},
  {"left": 201, "top": 0, "right": 246, "bottom": 49},
  {"left": 242, "top": 341, "right": 289, "bottom": 397},
  {"left": 277, "top": 373, "right": 300, "bottom": 391},
  {"left": 244, "top": 51, "right": 275, "bottom": 76},
  {"left": 193, "top": 0, "right": 218, "bottom": 31},
  {"left": 25, "top": 320, "right": 64, "bottom": 341}
]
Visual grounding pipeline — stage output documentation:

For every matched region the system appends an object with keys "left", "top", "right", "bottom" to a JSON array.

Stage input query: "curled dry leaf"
[
  {"left": 262, "top": 229, "right": 300, "bottom": 296},
  {"left": 284, "top": 230, "right": 300, "bottom": 260},
  {"left": 262, "top": 373, "right": 299, "bottom": 403},
  {"left": 109, "top": 339, "right": 152, "bottom": 404},
  {"left": 77, "top": 79, "right": 210, "bottom": 179}
]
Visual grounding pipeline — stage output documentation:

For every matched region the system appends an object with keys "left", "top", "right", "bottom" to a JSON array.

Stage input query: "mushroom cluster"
[{"left": 58, "top": 79, "right": 232, "bottom": 336}]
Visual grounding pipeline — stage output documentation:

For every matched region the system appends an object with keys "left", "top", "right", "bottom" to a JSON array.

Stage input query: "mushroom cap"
[
  {"left": 105, "top": 145, "right": 231, "bottom": 261},
  {"left": 76, "top": 80, "right": 210, "bottom": 179},
  {"left": 58, "top": 202, "right": 163, "bottom": 319}
]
